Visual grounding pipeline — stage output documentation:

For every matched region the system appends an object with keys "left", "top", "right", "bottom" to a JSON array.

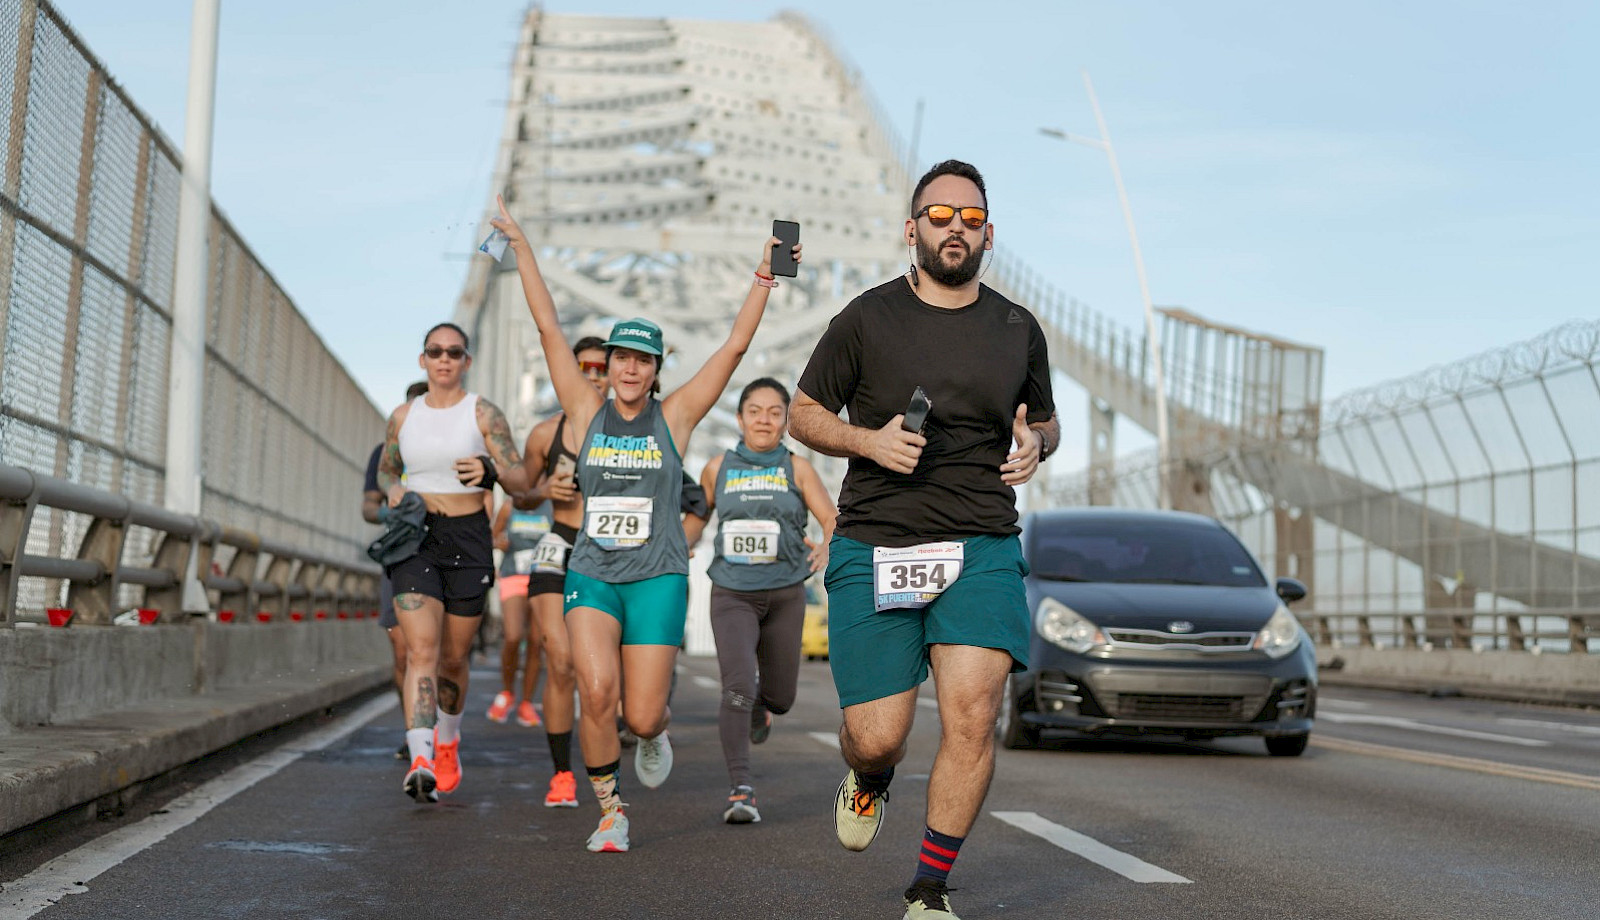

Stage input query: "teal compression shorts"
[
  {"left": 563, "top": 569, "right": 689, "bottom": 646},
  {"left": 825, "top": 533, "right": 1029, "bottom": 708}
]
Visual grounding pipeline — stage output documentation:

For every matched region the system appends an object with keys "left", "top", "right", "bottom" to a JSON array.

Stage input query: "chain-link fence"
[
  {"left": 0, "top": 0, "right": 383, "bottom": 619},
  {"left": 1051, "top": 319, "right": 1600, "bottom": 652}
]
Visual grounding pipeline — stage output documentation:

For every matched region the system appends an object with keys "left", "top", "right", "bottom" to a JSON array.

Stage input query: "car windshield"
[{"left": 1030, "top": 519, "right": 1266, "bottom": 587}]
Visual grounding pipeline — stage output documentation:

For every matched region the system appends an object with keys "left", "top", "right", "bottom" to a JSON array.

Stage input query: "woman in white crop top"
[{"left": 377, "top": 321, "right": 535, "bottom": 805}]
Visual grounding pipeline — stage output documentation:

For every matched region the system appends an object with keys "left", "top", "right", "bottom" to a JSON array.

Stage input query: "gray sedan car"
[{"left": 1000, "top": 508, "right": 1316, "bottom": 756}]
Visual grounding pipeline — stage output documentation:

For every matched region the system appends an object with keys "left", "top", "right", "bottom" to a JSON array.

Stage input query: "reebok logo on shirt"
[{"left": 1007, "top": 309, "right": 1023, "bottom": 324}]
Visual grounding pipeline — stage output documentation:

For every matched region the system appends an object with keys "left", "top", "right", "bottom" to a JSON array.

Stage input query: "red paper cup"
[{"left": 47, "top": 608, "right": 73, "bottom": 627}]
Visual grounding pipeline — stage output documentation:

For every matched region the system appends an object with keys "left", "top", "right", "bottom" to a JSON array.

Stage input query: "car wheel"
[
  {"left": 999, "top": 680, "right": 1041, "bottom": 750},
  {"left": 1265, "top": 732, "right": 1310, "bottom": 757}
]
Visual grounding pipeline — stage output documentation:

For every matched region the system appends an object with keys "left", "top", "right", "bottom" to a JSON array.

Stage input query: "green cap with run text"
[{"left": 603, "top": 317, "right": 664, "bottom": 356}]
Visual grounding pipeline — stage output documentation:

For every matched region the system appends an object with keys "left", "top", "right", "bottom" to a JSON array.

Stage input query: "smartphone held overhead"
[{"left": 771, "top": 219, "right": 800, "bottom": 277}]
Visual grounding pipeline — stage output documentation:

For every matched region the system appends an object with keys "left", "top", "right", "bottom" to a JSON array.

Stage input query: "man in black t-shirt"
[
  {"left": 792, "top": 159, "right": 1060, "bottom": 920},
  {"left": 363, "top": 380, "right": 430, "bottom": 760}
]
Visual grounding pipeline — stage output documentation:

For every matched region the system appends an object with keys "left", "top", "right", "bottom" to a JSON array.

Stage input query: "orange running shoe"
[
  {"left": 545, "top": 770, "right": 580, "bottom": 808},
  {"left": 516, "top": 700, "right": 542, "bottom": 727},
  {"left": 434, "top": 738, "right": 462, "bottom": 794},
  {"left": 486, "top": 691, "right": 513, "bottom": 723}
]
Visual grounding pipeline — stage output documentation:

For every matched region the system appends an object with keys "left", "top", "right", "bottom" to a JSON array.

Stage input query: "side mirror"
[{"left": 1276, "top": 577, "right": 1307, "bottom": 605}]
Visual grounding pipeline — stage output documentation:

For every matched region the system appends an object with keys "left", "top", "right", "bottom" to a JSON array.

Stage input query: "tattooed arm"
[
  {"left": 378, "top": 403, "right": 412, "bottom": 506},
  {"left": 455, "top": 398, "right": 531, "bottom": 494}
]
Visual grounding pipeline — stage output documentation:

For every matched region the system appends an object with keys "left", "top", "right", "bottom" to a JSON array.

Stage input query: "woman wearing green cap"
[{"left": 491, "top": 196, "right": 799, "bottom": 853}]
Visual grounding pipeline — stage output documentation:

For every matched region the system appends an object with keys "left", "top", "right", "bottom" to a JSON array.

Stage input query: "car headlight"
[
  {"left": 1036, "top": 597, "right": 1104, "bottom": 654},
  {"left": 1253, "top": 605, "right": 1303, "bottom": 658}
]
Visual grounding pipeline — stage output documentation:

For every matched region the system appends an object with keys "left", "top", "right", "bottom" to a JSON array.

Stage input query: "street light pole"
[
  {"left": 1040, "top": 70, "right": 1171, "bottom": 510},
  {"left": 164, "top": 0, "right": 221, "bottom": 610}
]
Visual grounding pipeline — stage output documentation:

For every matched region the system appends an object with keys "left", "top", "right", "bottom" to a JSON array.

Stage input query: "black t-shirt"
[
  {"left": 363, "top": 444, "right": 383, "bottom": 494},
  {"left": 797, "top": 277, "right": 1054, "bottom": 546}
]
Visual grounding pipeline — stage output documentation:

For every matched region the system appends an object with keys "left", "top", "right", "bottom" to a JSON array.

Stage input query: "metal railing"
[
  {"left": 0, "top": 0, "right": 385, "bottom": 619},
  {"left": 0, "top": 461, "right": 380, "bottom": 626}
]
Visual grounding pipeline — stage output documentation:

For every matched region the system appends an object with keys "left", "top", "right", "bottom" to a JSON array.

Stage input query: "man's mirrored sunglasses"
[{"left": 916, "top": 204, "right": 988, "bottom": 229}]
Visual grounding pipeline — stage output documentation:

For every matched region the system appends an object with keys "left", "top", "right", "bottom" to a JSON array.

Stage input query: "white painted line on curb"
[
  {"left": 692, "top": 676, "right": 720, "bottom": 690},
  {"left": 1317, "top": 711, "right": 1551, "bottom": 746},
  {"left": 809, "top": 731, "right": 841, "bottom": 750},
  {"left": 991, "top": 811, "right": 1192, "bottom": 884},
  {"left": 3, "top": 695, "right": 397, "bottom": 919}
]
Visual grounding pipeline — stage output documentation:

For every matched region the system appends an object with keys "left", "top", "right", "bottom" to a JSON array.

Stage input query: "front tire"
[
  {"left": 1265, "top": 732, "right": 1310, "bottom": 757},
  {"left": 999, "top": 679, "right": 1041, "bottom": 750}
]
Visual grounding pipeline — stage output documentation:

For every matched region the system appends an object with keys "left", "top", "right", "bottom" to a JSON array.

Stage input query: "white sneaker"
[
  {"left": 634, "top": 732, "right": 674, "bottom": 789},
  {"left": 834, "top": 770, "right": 888, "bottom": 851},
  {"left": 586, "top": 809, "right": 630, "bottom": 853},
  {"left": 722, "top": 785, "right": 761, "bottom": 824}
]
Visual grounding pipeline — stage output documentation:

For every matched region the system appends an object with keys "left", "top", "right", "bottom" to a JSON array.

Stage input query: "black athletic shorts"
[
  {"left": 387, "top": 510, "right": 494, "bottom": 617},
  {"left": 527, "top": 522, "right": 580, "bottom": 597}
]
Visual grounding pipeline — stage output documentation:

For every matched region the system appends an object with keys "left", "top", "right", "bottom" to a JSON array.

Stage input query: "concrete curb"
[
  {"left": 0, "top": 664, "right": 390, "bottom": 837},
  {"left": 1318, "top": 670, "right": 1600, "bottom": 709}
]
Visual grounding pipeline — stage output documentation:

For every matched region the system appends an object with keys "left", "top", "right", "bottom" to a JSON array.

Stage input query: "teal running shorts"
[
  {"left": 825, "top": 533, "right": 1029, "bottom": 708},
  {"left": 563, "top": 569, "right": 689, "bottom": 646}
]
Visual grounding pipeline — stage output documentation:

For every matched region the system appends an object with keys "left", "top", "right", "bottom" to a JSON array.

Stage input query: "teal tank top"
[
  {"left": 708, "top": 444, "right": 810, "bottom": 592},
  {"left": 498, "top": 506, "right": 553, "bottom": 576},
  {"left": 568, "top": 398, "right": 688, "bottom": 583}
]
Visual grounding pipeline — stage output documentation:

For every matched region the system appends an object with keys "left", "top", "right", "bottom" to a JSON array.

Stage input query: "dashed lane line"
[
  {"left": 1495, "top": 717, "right": 1600, "bottom": 737},
  {"left": 3, "top": 695, "right": 396, "bottom": 920},
  {"left": 809, "top": 731, "right": 841, "bottom": 750},
  {"left": 1311, "top": 735, "right": 1600, "bottom": 791},
  {"left": 991, "top": 811, "right": 1192, "bottom": 884},
  {"left": 692, "top": 676, "right": 720, "bottom": 690},
  {"left": 1316, "top": 711, "right": 1551, "bottom": 746}
]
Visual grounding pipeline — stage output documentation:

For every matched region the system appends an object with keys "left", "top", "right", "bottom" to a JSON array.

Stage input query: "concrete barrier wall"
[
  {"left": 1320, "top": 648, "right": 1600, "bottom": 706},
  {"left": 0, "top": 622, "right": 391, "bottom": 732}
]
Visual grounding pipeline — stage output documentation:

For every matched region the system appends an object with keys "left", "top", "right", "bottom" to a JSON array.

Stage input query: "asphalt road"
[{"left": 3, "top": 656, "right": 1598, "bottom": 920}]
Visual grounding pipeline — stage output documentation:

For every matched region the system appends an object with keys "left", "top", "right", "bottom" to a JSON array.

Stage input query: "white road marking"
[
  {"left": 1317, "top": 711, "right": 1551, "bottom": 747},
  {"left": 916, "top": 697, "right": 939, "bottom": 710},
  {"left": 809, "top": 731, "right": 841, "bottom": 750},
  {"left": 1317, "top": 698, "right": 1372, "bottom": 710},
  {"left": 1495, "top": 717, "right": 1600, "bottom": 737},
  {"left": 692, "top": 676, "right": 720, "bottom": 690},
  {"left": 3, "top": 695, "right": 396, "bottom": 919},
  {"left": 991, "top": 811, "right": 1191, "bottom": 884}
]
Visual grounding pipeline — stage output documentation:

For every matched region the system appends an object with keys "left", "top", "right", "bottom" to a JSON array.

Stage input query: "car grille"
[
  {"left": 1106, "top": 692, "right": 1263, "bottom": 721},
  {"left": 1105, "top": 628, "right": 1256, "bottom": 651}
]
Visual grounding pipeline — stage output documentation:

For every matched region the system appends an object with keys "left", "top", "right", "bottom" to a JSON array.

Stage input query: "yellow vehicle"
[{"left": 801, "top": 580, "right": 828, "bottom": 660}]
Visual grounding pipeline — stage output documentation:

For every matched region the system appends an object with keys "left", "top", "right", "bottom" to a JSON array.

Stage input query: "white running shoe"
[
  {"left": 722, "top": 785, "right": 761, "bottom": 824},
  {"left": 586, "top": 809, "right": 630, "bottom": 853},
  {"left": 834, "top": 770, "right": 888, "bottom": 851},
  {"left": 903, "top": 879, "right": 960, "bottom": 918},
  {"left": 634, "top": 732, "right": 673, "bottom": 789}
]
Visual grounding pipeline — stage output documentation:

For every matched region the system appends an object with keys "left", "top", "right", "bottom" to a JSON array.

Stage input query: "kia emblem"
[{"left": 1168, "top": 621, "right": 1195, "bottom": 634}]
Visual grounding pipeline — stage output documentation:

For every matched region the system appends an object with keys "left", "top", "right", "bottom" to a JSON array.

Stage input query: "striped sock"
[
  {"left": 912, "top": 827, "right": 964, "bottom": 886},
  {"left": 587, "top": 759, "right": 623, "bottom": 813}
]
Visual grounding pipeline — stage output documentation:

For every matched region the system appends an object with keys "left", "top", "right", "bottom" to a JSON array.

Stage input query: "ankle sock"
[
  {"left": 587, "top": 759, "right": 623, "bottom": 812},
  {"left": 405, "top": 728, "right": 434, "bottom": 763},
  {"left": 547, "top": 730, "right": 573, "bottom": 774},
  {"left": 435, "top": 708, "right": 463, "bottom": 745},
  {"left": 912, "top": 827, "right": 964, "bottom": 886},
  {"left": 857, "top": 766, "right": 895, "bottom": 793}
]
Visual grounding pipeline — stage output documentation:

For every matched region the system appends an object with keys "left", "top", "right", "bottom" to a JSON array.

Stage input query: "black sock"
[
  {"left": 547, "top": 730, "right": 573, "bottom": 774},
  {"left": 857, "top": 766, "right": 895, "bottom": 793}
]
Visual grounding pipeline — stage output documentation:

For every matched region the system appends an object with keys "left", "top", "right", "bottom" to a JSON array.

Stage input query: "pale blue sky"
[{"left": 53, "top": 1, "right": 1600, "bottom": 452}]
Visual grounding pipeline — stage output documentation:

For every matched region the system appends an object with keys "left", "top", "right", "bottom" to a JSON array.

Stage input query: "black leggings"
[{"left": 709, "top": 582, "right": 807, "bottom": 787}]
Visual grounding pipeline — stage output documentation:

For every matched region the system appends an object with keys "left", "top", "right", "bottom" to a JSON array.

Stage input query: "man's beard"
[{"left": 915, "top": 232, "right": 985, "bottom": 286}]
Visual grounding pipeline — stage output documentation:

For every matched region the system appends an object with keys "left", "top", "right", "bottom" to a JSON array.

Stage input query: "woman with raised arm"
[
  {"left": 377, "top": 322, "right": 534, "bottom": 804},
  {"left": 490, "top": 196, "right": 799, "bottom": 853}
]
